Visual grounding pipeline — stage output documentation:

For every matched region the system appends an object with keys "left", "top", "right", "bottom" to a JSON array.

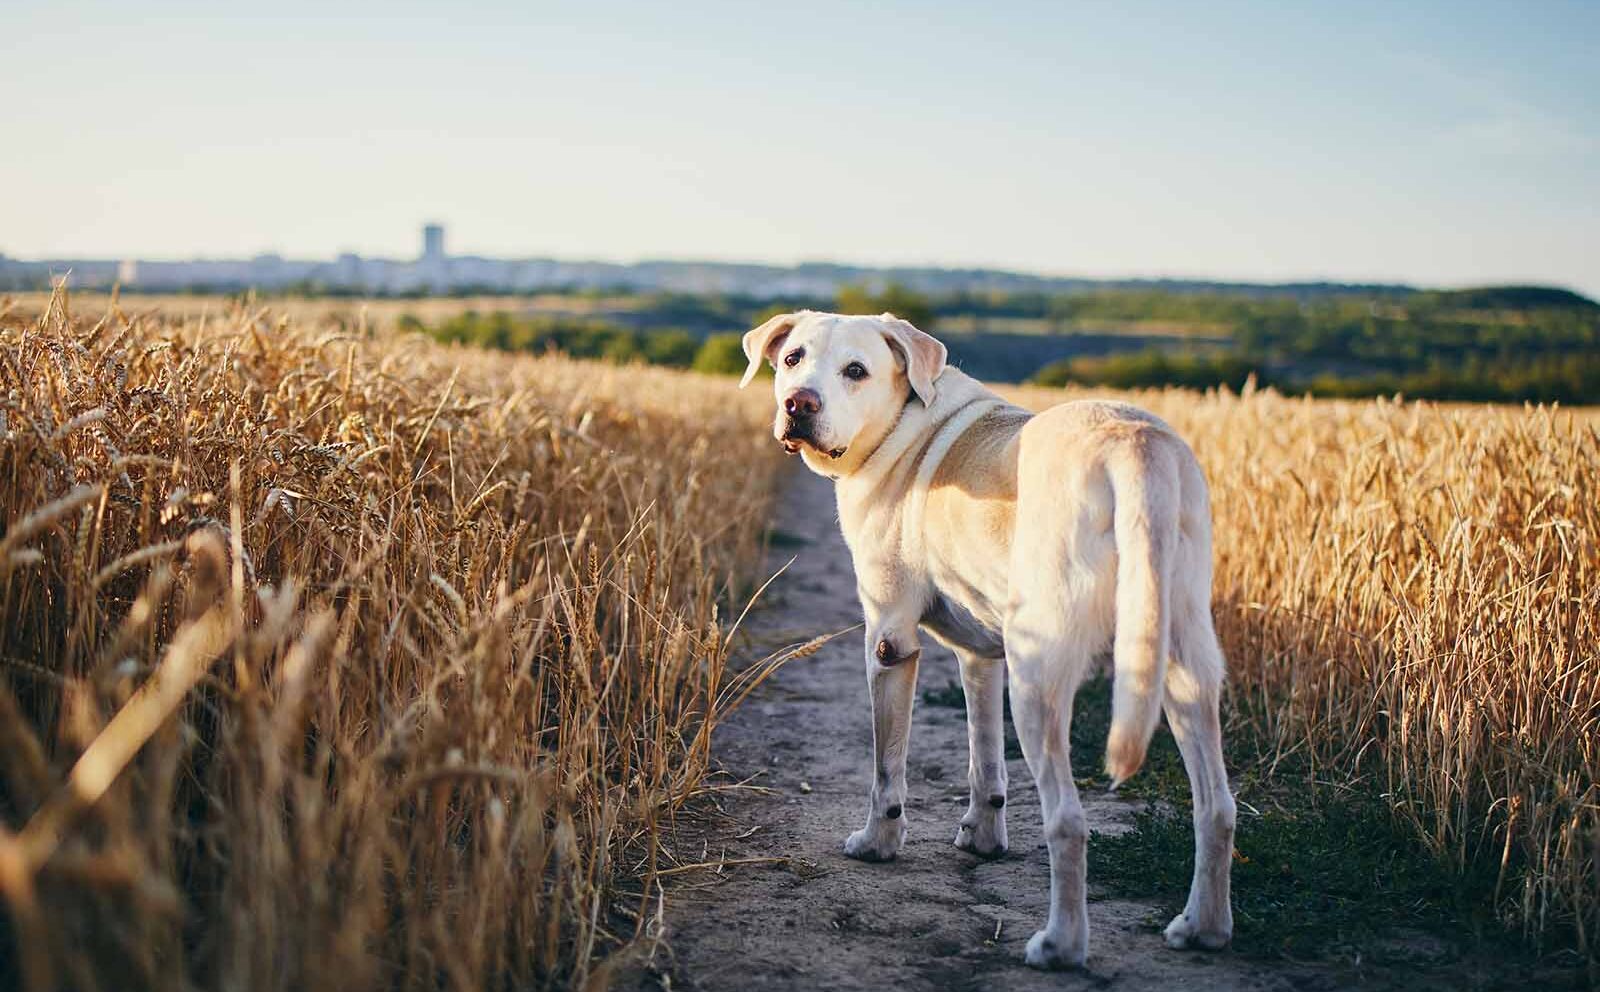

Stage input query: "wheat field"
[
  {"left": 0, "top": 292, "right": 784, "bottom": 990},
  {"left": 0, "top": 295, "right": 1595, "bottom": 989}
]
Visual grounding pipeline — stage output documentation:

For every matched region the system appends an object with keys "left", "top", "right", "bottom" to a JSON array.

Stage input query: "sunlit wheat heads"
[{"left": 0, "top": 290, "right": 783, "bottom": 991}]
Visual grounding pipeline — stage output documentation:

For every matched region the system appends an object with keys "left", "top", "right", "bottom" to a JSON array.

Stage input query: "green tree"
[
  {"left": 693, "top": 333, "right": 755, "bottom": 377},
  {"left": 600, "top": 332, "right": 642, "bottom": 364},
  {"left": 642, "top": 329, "right": 699, "bottom": 368}
]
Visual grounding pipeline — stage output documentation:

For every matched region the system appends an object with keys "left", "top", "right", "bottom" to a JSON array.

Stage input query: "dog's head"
[{"left": 739, "top": 311, "right": 947, "bottom": 472}]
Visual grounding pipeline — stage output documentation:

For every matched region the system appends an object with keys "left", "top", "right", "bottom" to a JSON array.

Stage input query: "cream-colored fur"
[{"left": 741, "top": 311, "right": 1235, "bottom": 969}]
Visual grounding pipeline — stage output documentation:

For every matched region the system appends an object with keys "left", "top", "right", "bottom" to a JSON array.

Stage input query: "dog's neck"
[{"left": 822, "top": 368, "right": 1008, "bottom": 527}]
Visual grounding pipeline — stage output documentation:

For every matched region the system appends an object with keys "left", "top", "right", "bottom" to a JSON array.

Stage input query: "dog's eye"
[
  {"left": 843, "top": 362, "right": 868, "bottom": 381},
  {"left": 784, "top": 349, "right": 804, "bottom": 368}
]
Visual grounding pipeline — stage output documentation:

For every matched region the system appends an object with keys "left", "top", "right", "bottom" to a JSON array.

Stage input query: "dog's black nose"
[{"left": 784, "top": 389, "right": 821, "bottom": 417}]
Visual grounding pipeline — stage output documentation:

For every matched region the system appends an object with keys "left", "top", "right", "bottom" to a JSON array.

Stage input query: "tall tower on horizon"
[{"left": 421, "top": 223, "right": 445, "bottom": 262}]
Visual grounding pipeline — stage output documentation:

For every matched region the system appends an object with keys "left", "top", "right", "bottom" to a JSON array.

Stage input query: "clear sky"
[{"left": 4, "top": 0, "right": 1597, "bottom": 295}]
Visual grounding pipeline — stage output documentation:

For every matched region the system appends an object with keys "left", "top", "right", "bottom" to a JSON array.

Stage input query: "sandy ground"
[{"left": 626, "top": 466, "right": 1396, "bottom": 992}]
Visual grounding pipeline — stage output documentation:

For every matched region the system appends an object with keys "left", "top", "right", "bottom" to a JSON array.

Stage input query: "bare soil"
[{"left": 624, "top": 467, "right": 1441, "bottom": 991}]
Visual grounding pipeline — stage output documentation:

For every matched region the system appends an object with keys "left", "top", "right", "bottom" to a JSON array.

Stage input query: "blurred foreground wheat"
[
  {"left": 1012, "top": 382, "right": 1600, "bottom": 961},
  {"left": 0, "top": 291, "right": 782, "bottom": 990}
]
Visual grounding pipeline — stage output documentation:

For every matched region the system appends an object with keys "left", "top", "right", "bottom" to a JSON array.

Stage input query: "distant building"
[
  {"left": 420, "top": 223, "right": 447, "bottom": 289},
  {"left": 422, "top": 224, "right": 445, "bottom": 263}
]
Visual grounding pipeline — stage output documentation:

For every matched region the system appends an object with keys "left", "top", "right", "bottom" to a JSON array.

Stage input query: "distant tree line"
[
  {"left": 408, "top": 281, "right": 1600, "bottom": 405},
  {"left": 406, "top": 283, "right": 939, "bottom": 379},
  {"left": 1032, "top": 350, "right": 1263, "bottom": 393},
  {"left": 407, "top": 311, "right": 709, "bottom": 368},
  {"left": 1032, "top": 287, "right": 1600, "bottom": 404},
  {"left": 1031, "top": 348, "right": 1600, "bottom": 404}
]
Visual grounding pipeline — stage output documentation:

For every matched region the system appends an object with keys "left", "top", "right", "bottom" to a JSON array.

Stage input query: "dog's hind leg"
[
  {"left": 953, "top": 649, "right": 1008, "bottom": 858},
  {"left": 1006, "top": 605, "right": 1094, "bottom": 970},
  {"left": 1161, "top": 599, "right": 1235, "bottom": 949}
]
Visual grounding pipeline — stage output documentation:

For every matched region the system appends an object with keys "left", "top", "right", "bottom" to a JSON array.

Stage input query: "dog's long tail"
[{"left": 1104, "top": 440, "right": 1178, "bottom": 787}]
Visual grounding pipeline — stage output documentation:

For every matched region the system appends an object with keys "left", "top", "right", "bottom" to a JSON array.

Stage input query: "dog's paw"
[
  {"left": 1024, "top": 928, "right": 1087, "bottom": 970},
  {"left": 1163, "top": 910, "right": 1231, "bottom": 950},
  {"left": 843, "top": 818, "right": 906, "bottom": 862},
  {"left": 953, "top": 805, "right": 1008, "bottom": 859}
]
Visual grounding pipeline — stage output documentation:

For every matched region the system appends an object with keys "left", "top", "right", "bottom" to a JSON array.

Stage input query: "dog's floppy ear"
[
  {"left": 878, "top": 313, "right": 948, "bottom": 406},
  {"left": 739, "top": 311, "right": 807, "bottom": 389}
]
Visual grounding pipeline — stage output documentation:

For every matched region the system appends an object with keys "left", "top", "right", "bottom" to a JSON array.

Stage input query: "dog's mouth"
[
  {"left": 780, "top": 436, "right": 847, "bottom": 459},
  {"left": 780, "top": 424, "right": 846, "bottom": 459}
]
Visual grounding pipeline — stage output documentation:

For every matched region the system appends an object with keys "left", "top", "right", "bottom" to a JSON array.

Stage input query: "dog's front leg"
[{"left": 843, "top": 613, "right": 922, "bottom": 862}]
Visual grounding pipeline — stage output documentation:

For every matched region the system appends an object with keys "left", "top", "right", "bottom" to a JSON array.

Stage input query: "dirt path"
[{"left": 632, "top": 467, "right": 1358, "bottom": 991}]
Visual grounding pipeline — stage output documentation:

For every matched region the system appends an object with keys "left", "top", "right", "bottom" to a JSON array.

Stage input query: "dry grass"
[
  {"left": 1009, "top": 382, "right": 1600, "bottom": 961},
  {"left": 0, "top": 290, "right": 784, "bottom": 991}
]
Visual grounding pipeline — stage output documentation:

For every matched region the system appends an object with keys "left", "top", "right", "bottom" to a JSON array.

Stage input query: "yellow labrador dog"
[{"left": 740, "top": 311, "right": 1235, "bottom": 969}]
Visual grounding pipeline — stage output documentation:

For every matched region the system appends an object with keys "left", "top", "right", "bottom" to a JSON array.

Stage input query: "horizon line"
[{"left": 3, "top": 246, "right": 1588, "bottom": 297}]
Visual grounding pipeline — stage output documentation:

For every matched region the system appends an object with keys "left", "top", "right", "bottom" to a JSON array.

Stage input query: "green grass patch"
[
  {"left": 926, "top": 673, "right": 1553, "bottom": 976},
  {"left": 1073, "top": 679, "right": 1545, "bottom": 974},
  {"left": 1089, "top": 799, "right": 1522, "bottom": 966}
]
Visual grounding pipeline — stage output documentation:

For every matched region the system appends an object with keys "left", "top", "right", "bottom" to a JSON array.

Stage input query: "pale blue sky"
[{"left": 4, "top": 1, "right": 1597, "bottom": 295}]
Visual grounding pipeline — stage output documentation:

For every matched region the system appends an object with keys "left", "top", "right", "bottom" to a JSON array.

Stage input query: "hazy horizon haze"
[{"left": 4, "top": 0, "right": 1597, "bottom": 296}]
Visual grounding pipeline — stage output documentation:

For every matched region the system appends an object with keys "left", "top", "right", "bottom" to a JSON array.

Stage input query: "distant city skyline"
[
  {"left": 3, "top": 1, "right": 1596, "bottom": 296},
  {"left": 8, "top": 222, "right": 1452, "bottom": 298}
]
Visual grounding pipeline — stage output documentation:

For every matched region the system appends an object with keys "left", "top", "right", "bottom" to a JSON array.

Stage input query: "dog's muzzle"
[{"left": 780, "top": 418, "right": 846, "bottom": 459}]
